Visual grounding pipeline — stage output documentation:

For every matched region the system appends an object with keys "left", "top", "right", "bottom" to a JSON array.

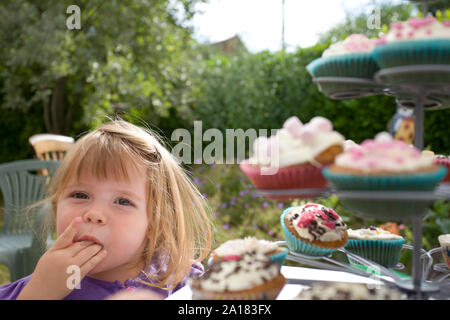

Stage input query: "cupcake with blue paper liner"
[
  {"left": 323, "top": 132, "right": 447, "bottom": 191},
  {"left": 208, "top": 237, "right": 288, "bottom": 267},
  {"left": 307, "top": 34, "right": 381, "bottom": 79},
  {"left": 345, "top": 226, "right": 405, "bottom": 268},
  {"left": 372, "top": 17, "right": 450, "bottom": 85},
  {"left": 281, "top": 203, "right": 348, "bottom": 257}
]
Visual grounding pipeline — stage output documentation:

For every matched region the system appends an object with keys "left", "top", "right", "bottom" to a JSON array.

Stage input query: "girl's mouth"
[{"left": 75, "top": 235, "right": 103, "bottom": 246}]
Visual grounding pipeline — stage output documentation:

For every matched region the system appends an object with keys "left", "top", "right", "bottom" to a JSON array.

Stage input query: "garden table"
[{"left": 166, "top": 265, "right": 385, "bottom": 300}]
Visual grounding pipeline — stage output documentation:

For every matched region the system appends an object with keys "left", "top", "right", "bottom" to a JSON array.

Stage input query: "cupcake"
[
  {"left": 208, "top": 237, "right": 288, "bottom": 267},
  {"left": 372, "top": 17, "right": 450, "bottom": 84},
  {"left": 438, "top": 234, "right": 450, "bottom": 268},
  {"left": 433, "top": 154, "right": 450, "bottom": 183},
  {"left": 323, "top": 132, "right": 447, "bottom": 191},
  {"left": 323, "top": 132, "right": 447, "bottom": 218},
  {"left": 189, "top": 252, "right": 286, "bottom": 300},
  {"left": 240, "top": 116, "right": 344, "bottom": 200},
  {"left": 294, "top": 282, "right": 406, "bottom": 300},
  {"left": 281, "top": 203, "right": 348, "bottom": 256},
  {"left": 307, "top": 34, "right": 380, "bottom": 79},
  {"left": 345, "top": 226, "right": 405, "bottom": 268}
]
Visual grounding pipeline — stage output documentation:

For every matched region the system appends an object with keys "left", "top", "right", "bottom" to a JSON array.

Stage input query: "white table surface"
[{"left": 166, "top": 266, "right": 386, "bottom": 300}]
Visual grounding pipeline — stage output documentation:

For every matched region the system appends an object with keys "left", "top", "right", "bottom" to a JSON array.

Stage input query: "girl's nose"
[{"left": 83, "top": 207, "right": 107, "bottom": 225}]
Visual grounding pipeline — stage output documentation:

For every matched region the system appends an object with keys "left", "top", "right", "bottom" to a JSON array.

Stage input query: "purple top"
[{"left": 0, "top": 262, "right": 203, "bottom": 300}]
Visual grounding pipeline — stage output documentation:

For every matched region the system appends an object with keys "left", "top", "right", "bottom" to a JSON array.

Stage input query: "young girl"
[{"left": 0, "top": 119, "right": 213, "bottom": 300}]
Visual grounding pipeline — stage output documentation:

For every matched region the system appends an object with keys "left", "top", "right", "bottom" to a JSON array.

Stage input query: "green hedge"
[{"left": 190, "top": 45, "right": 450, "bottom": 155}]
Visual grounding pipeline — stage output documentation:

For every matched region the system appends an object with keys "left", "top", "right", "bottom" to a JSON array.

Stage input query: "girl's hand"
[{"left": 17, "top": 217, "right": 108, "bottom": 300}]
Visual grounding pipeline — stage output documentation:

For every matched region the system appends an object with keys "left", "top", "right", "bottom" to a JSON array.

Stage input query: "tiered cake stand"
[{"left": 256, "top": 64, "right": 450, "bottom": 299}]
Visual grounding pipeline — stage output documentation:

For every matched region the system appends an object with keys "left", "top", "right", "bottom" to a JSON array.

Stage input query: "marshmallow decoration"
[
  {"left": 322, "top": 34, "right": 376, "bottom": 57},
  {"left": 249, "top": 116, "right": 345, "bottom": 168},
  {"left": 309, "top": 116, "right": 333, "bottom": 132},
  {"left": 334, "top": 132, "right": 434, "bottom": 172},
  {"left": 386, "top": 17, "right": 450, "bottom": 42},
  {"left": 283, "top": 116, "right": 303, "bottom": 138}
]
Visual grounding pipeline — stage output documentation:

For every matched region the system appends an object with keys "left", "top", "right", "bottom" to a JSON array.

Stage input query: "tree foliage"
[{"left": 0, "top": 0, "right": 202, "bottom": 135}]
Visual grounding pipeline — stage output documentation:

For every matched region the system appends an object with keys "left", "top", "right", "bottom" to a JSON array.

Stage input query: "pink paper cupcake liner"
[{"left": 240, "top": 160, "right": 328, "bottom": 200}]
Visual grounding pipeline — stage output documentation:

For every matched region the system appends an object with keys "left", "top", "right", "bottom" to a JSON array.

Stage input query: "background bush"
[{"left": 189, "top": 46, "right": 450, "bottom": 156}]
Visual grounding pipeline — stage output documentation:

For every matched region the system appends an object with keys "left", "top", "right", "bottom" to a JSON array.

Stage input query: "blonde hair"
[{"left": 42, "top": 119, "right": 213, "bottom": 290}]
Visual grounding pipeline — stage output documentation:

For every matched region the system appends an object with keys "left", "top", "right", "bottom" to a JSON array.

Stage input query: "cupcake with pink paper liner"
[
  {"left": 208, "top": 237, "right": 288, "bottom": 267},
  {"left": 372, "top": 17, "right": 450, "bottom": 81},
  {"left": 307, "top": 34, "right": 382, "bottom": 79},
  {"left": 322, "top": 132, "right": 447, "bottom": 192},
  {"left": 240, "top": 116, "right": 344, "bottom": 199}
]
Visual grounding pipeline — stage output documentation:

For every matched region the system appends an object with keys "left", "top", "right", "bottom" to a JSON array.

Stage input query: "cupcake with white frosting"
[
  {"left": 240, "top": 116, "right": 344, "bottom": 199},
  {"left": 372, "top": 17, "right": 450, "bottom": 71},
  {"left": 281, "top": 203, "right": 348, "bottom": 256},
  {"left": 190, "top": 252, "right": 286, "bottom": 300},
  {"left": 345, "top": 226, "right": 405, "bottom": 268},
  {"left": 294, "top": 282, "right": 406, "bottom": 300},
  {"left": 208, "top": 237, "right": 288, "bottom": 267},
  {"left": 323, "top": 132, "right": 447, "bottom": 191},
  {"left": 307, "top": 34, "right": 382, "bottom": 79}
]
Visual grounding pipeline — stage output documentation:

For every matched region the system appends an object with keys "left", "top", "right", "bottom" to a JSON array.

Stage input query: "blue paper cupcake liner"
[
  {"left": 322, "top": 166, "right": 447, "bottom": 191},
  {"left": 306, "top": 52, "right": 379, "bottom": 79},
  {"left": 280, "top": 207, "right": 337, "bottom": 257},
  {"left": 345, "top": 238, "right": 404, "bottom": 268},
  {"left": 372, "top": 39, "right": 450, "bottom": 69},
  {"left": 207, "top": 247, "right": 289, "bottom": 268},
  {"left": 270, "top": 247, "right": 289, "bottom": 266}
]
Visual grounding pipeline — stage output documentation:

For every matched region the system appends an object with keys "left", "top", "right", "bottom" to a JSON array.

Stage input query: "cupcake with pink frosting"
[
  {"left": 307, "top": 34, "right": 382, "bottom": 79},
  {"left": 322, "top": 132, "right": 447, "bottom": 191},
  {"left": 240, "top": 116, "right": 344, "bottom": 199},
  {"left": 372, "top": 16, "right": 450, "bottom": 72},
  {"left": 423, "top": 150, "right": 450, "bottom": 183}
]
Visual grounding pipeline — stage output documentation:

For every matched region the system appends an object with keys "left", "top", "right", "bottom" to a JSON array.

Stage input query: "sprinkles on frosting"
[{"left": 287, "top": 203, "right": 347, "bottom": 242}]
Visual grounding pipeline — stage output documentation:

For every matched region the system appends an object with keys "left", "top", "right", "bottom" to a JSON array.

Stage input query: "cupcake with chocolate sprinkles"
[
  {"left": 189, "top": 252, "right": 286, "bottom": 300},
  {"left": 294, "top": 282, "right": 406, "bottom": 300},
  {"left": 281, "top": 203, "right": 348, "bottom": 256},
  {"left": 208, "top": 237, "right": 288, "bottom": 267}
]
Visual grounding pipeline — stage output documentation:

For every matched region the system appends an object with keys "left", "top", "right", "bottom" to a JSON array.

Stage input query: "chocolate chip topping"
[{"left": 308, "top": 220, "right": 326, "bottom": 241}]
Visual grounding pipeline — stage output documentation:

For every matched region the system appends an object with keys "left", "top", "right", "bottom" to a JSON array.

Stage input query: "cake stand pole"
[
  {"left": 412, "top": 90, "right": 425, "bottom": 298},
  {"left": 412, "top": 217, "right": 424, "bottom": 299},
  {"left": 413, "top": 90, "right": 425, "bottom": 150}
]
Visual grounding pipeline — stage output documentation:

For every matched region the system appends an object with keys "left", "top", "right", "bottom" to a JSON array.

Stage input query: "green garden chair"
[{"left": 0, "top": 159, "right": 59, "bottom": 282}]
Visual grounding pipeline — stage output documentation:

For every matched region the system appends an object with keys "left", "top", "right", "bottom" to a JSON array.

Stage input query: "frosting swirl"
[
  {"left": 334, "top": 132, "right": 434, "bottom": 172},
  {"left": 322, "top": 34, "right": 377, "bottom": 57},
  {"left": 213, "top": 237, "right": 278, "bottom": 257},
  {"left": 250, "top": 116, "right": 344, "bottom": 168},
  {"left": 286, "top": 203, "right": 347, "bottom": 242},
  {"left": 190, "top": 253, "right": 280, "bottom": 292},
  {"left": 385, "top": 17, "right": 450, "bottom": 42},
  {"left": 347, "top": 227, "right": 403, "bottom": 240}
]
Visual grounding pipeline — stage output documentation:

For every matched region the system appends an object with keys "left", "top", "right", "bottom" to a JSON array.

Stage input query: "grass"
[{"left": 0, "top": 162, "right": 447, "bottom": 286}]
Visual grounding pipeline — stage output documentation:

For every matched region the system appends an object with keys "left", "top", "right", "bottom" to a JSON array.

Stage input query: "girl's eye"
[
  {"left": 71, "top": 192, "right": 89, "bottom": 199},
  {"left": 115, "top": 198, "right": 133, "bottom": 206}
]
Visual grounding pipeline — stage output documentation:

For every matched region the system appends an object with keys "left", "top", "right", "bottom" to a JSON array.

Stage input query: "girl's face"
[{"left": 56, "top": 162, "right": 149, "bottom": 282}]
